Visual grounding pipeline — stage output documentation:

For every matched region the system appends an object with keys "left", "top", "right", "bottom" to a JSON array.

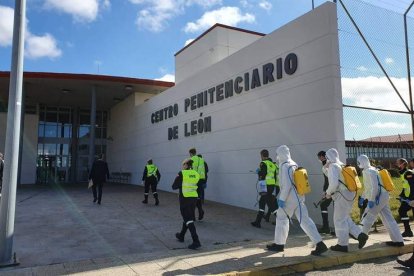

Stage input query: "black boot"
[
  {"left": 264, "top": 211, "right": 271, "bottom": 222},
  {"left": 154, "top": 193, "right": 159, "bottom": 206},
  {"left": 318, "top": 212, "right": 330, "bottom": 234},
  {"left": 402, "top": 220, "right": 413, "bottom": 237},
  {"left": 397, "top": 254, "right": 414, "bottom": 269},
  {"left": 188, "top": 223, "right": 201, "bottom": 250},
  {"left": 330, "top": 244, "right": 348, "bottom": 252},
  {"left": 176, "top": 222, "right": 187, "bottom": 242},
  {"left": 385, "top": 241, "right": 404, "bottom": 247},
  {"left": 251, "top": 211, "right": 264, "bottom": 228},
  {"left": 266, "top": 243, "right": 284, "bottom": 252},
  {"left": 311, "top": 241, "right": 328, "bottom": 256},
  {"left": 358, "top": 233, "right": 368, "bottom": 249},
  {"left": 142, "top": 194, "right": 148, "bottom": 204}
]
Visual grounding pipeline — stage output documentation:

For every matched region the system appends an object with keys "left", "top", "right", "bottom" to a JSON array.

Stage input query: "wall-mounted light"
[
  {"left": 61, "top": 89, "right": 71, "bottom": 94},
  {"left": 124, "top": 85, "right": 133, "bottom": 91}
]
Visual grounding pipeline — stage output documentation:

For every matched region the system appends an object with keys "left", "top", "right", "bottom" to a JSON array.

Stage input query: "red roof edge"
[
  {"left": 0, "top": 71, "right": 175, "bottom": 88},
  {"left": 175, "top": 23, "right": 266, "bottom": 57}
]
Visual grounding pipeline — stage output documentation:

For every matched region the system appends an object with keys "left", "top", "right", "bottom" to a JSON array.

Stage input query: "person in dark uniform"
[
  {"left": 397, "top": 199, "right": 414, "bottom": 269},
  {"left": 173, "top": 158, "right": 201, "bottom": 250},
  {"left": 89, "top": 154, "right": 110, "bottom": 205},
  {"left": 396, "top": 158, "right": 414, "bottom": 237},
  {"left": 189, "top": 148, "right": 205, "bottom": 220},
  {"left": 251, "top": 149, "right": 279, "bottom": 228},
  {"left": 142, "top": 159, "right": 161, "bottom": 205},
  {"left": 317, "top": 151, "right": 333, "bottom": 234},
  {"left": 197, "top": 154, "right": 208, "bottom": 205}
]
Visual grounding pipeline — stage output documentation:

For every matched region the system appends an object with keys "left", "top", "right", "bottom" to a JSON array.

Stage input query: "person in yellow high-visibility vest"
[
  {"left": 189, "top": 148, "right": 205, "bottom": 220},
  {"left": 141, "top": 159, "right": 161, "bottom": 205},
  {"left": 396, "top": 158, "right": 414, "bottom": 237},
  {"left": 172, "top": 158, "right": 201, "bottom": 250},
  {"left": 397, "top": 199, "right": 414, "bottom": 269},
  {"left": 251, "top": 149, "right": 279, "bottom": 228}
]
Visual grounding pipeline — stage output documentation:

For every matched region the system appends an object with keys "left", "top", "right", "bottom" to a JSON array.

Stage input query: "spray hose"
[{"left": 287, "top": 164, "right": 302, "bottom": 225}]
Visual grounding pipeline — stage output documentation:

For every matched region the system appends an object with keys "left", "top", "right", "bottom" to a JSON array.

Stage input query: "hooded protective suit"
[
  {"left": 325, "top": 148, "right": 362, "bottom": 246},
  {"left": 274, "top": 145, "right": 322, "bottom": 246},
  {"left": 358, "top": 155, "right": 403, "bottom": 243}
]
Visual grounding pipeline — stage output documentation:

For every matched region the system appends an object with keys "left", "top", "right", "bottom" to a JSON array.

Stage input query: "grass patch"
[{"left": 350, "top": 177, "right": 409, "bottom": 224}]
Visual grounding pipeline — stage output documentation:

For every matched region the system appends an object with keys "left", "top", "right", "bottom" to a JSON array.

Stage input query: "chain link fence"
[{"left": 337, "top": 0, "right": 414, "bottom": 167}]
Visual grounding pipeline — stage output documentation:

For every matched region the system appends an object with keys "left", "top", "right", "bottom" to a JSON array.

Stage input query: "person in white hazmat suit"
[
  {"left": 357, "top": 155, "right": 404, "bottom": 247},
  {"left": 325, "top": 148, "right": 368, "bottom": 252},
  {"left": 266, "top": 145, "right": 328, "bottom": 256}
]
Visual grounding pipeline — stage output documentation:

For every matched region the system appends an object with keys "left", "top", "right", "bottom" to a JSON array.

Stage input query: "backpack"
[{"left": 341, "top": 165, "right": 362, "bottom": 192}]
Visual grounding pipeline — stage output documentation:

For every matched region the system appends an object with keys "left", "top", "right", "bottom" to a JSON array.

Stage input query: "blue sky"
[
  {"left": 0, "top": 0, "right": 333, "bottom": 80},
  {"left": 1, "top": 0, "right": 414, "bottom": 140}
]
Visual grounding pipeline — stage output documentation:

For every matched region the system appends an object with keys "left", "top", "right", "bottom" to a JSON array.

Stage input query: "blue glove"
[
  {"left": 255, "top": 168, "right": 260, "bottom": 174},
  {"left": 368, "top": 201, "right": 375, "bottom": 209},
  {"left": 358, "top": 197, "right": 365, "bottom": 207},
  {"left": 278, "top": 199, "right": 286, "bottom": 209}
]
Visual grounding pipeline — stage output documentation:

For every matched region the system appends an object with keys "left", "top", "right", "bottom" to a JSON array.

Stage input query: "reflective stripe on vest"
[
  {"left": 182, "top": 170, "right": 199, "bottom": 198},
  {"left": 401, "top": 171, "right": 411, "bottom": 198},
  {"left": 146, "top": 164, "right": 158, "bottom": 178},
  {"left": 191, "top": 155, "right": 206, "bottom": 180},
  {"left": 263, "top": 160, "right": 276, "bottom": 186}
]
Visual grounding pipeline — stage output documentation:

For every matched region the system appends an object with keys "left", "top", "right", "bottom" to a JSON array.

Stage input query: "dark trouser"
[
  {"left": 92, "top": 182, "right": 103, "bottom": 202},
  {"left": 196, "top": 180, "right": 206, "bottom": 215},
  {"left": 320, "top": 197, "right": 332, "bottom": 228},
  {"left": 144, "top": 179, "right": 158, "bottom": 199},
  {"left": 399, "top": 201, "right": 414, "bottom": 232},
  {"left": 257, "top": 185, "right": 277, "bottom": 223},
  {"left": 179, "top": 198, "right": 199, "bottom": 242}
]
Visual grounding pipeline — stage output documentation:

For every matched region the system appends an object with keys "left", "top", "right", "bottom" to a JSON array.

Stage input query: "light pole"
[{"left": 0, "top": 0, "right": 26, "bottom": 267}]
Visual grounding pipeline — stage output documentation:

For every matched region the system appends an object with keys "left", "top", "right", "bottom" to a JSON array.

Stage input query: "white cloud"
[
  {"left": 356, "top": 66, "right": 368, "bottom": 72},
  {"left": 259, "top": 1, "right": 272, "bottom": 11},
  {"left": 156, "top": 74, "right": 175, "bottom": 82},
  {"left": 385, "top": 57, "right": 394, "bottom": 64},
  {"left": 184, "top": 7, "right": 255, "bottom": 33},
  {"left": 0, "top": 5, "right": 62, "bottom": 59},
  {"left": 25, "top": 33, "right": 62, "bottom": 59},
  {"left": 342, "top": 76, "right": 412, "bottom": 111},
  {"left": 184, "top": 38, "right": 194, "bottom": 46},
  {"left": 187, "top": 0, "right": 222, "bottom": 8},
  {"left": 369, "top": 122, "right": 406, "bottom": 129},
  {"left": 130, "top": 0, "right": 223, "bottom": 32},
  {"left": 0, "top": 6, "right": 14, "bottom": 47},
  {"left": 44, "top": 0, "right": 109, "bottom": 22}
]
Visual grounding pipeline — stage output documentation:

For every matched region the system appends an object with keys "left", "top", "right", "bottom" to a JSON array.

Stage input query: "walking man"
[
  {"left": 142, "top": 159, "right": 161, "bottom": 205},
  {"left": 89, "top": 154, "right": 110, "bottom": 205},
  {"left": 173, "top": 158, "right": 201, "bottom": 249}
]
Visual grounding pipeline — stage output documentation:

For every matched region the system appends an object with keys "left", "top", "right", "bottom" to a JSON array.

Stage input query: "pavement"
[{"left": 0, "top": 183, "right": 412, "bottom": 275}]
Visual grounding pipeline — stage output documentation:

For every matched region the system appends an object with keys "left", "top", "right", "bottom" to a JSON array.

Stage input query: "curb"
[{"left": 221, "top": 244, "right": 414, "bottom": 276}]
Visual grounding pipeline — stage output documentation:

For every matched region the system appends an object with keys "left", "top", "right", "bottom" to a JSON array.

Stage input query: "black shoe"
[
  {"left": 142, "top": 199, "right": 148, "bottom": 204},
  {"left": 330, "top": 231, "right": 336, "bottom": 236},
  {"left": 318, "top": 227, "right": 331, "bottom": 234},
  {"left": 155, "top": 199, "right": 159, "bottom": 206},
  {"left": 199, "top": 210, "right": 204, "bottom": 221},
  {"left": 402, "top": 231, "right": 413, "bottom": 237},
  {"left": 358, "top": 233, "right": 368, "bottom": 249},
  {"left": 251, "top": 221, "right": 261, "bottom": 228},
  {"left": 397, "top": 258, "right": 414, "bottom": 269},
  {"left": 264, "top": 214, "right": 270, "bottom": 222},
  {"left": 93, "top": 198, "right": 97, "bottom": 203},
  {"left": 330, "top": 244, "right": 348, "bottom": 252},
  {"left": 175, "top": 233, "right": 184, "bottom": 242},
  {"left": 188, "top": 241, "right": 201, "bottom": 250},
  {"left": 311, "top": 241, "right": 328, "bottom": 256},
  {"left": 266, "top": 243, "right": 284, "bottom": 252},
  {"left": 385, "top": 241, "right": 404, "bottom": 247},
  {"left": 97, "top": 201, "right": 101, "bottom": 205}
]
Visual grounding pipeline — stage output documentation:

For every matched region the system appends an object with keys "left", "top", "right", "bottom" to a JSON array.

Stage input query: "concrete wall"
[
  {"left": 107, "top": 2, "right": 344, "bottom": 225},
  {"left": 0, "top": 113, "right": 39, "bottom": 184},
  {"left": 175, "top": 26, "right": 263, "bottom": 84}
]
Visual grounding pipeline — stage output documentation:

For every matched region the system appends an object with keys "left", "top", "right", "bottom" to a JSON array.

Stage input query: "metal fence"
[{"left": 337, "top": 0, "right": 414, "bottom": 166}]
